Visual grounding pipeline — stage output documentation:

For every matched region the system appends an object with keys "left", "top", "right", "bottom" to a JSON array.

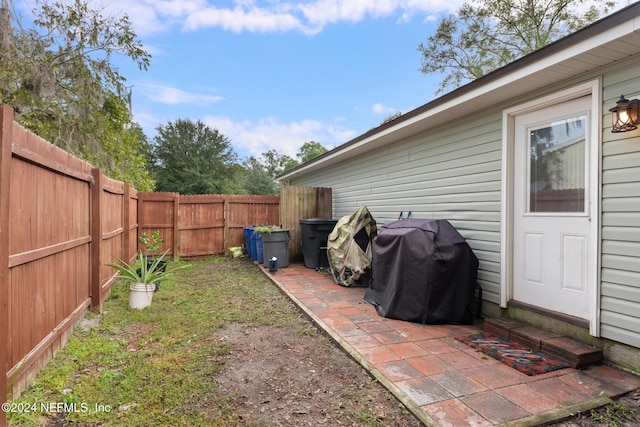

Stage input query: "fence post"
[
  {"left": 137, "top": 191, "right": 144, "bottom": 253},
  {"left": 90, "top": 168, "right": 103, "bottom": 312},
  {"left": 172, "top": 193, "right": 179, "bottom": 260},
  {"left": 0, "top": 105, "right": 14, "bottom": 426},
  {"left": 123, "top": 183, "right": 132, "bottom": 261},
  {"left": 224, "top": 195, "right": 229, "bottom": 254}
]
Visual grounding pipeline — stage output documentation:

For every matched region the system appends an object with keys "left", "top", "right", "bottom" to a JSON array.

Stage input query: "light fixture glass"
[{"left": 609, "top": 95, "right": 640, "bottom": 133}]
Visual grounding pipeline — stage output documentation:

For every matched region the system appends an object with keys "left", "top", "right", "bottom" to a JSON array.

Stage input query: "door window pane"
[{"left": 528, "top": 116, "right": 586, "bottom": 213}]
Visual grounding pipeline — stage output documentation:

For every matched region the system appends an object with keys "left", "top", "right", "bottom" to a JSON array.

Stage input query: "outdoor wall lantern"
[{"left": 609, "top": 95, "right": 640, "bottom": 133}]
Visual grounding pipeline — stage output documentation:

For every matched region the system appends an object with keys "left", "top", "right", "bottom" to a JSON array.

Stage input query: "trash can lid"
[{"left": 300, "top": 218, "right": 337, "bottom": 224}]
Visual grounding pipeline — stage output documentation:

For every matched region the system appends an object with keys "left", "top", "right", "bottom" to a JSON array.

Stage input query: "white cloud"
[
  {"left": 111, "top": 2, "right": 168, "bottom": 36},
  {"left": 203, "top": 115, "right": 351, "bottom": 158},
  {"left": 142, "top": 0, "right": 205, "bottom": 17},
  {"left": 96, "top": 0, "right": 461, "bottom": 36},
  {"left": 184, "top": 5, "right": 305, "bottom": 33},
  {"left": 138, "top": 83, "right": 223, "bottom": 105},
  {"left": 183, "top": 0, "right": 460, "bottom": 34},
  {"left": 372, "top": 102, "right": 397, "bottom": 115},
  {"left": 298, "top": 0, "right": 398, "bottom": 27},
  {"left": 22, "top": 0, "right": 629, "bottom": 38}
]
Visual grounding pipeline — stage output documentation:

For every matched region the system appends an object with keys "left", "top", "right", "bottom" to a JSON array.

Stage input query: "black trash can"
[{"left": 300, "top": 218, "right": 338, "bottom": 269}]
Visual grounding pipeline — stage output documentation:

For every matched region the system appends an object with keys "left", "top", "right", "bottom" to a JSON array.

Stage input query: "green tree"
[
  {"left": 262, "top": 149, "right": 298, "bottom": 176},
  {"left": 243, "top": 157, "right": 278, "bottom": 195},
  {"left": 418, "top": 0, "right": 615, "bottom": 94},
  {"left": 92, "top": 97, "right": 154, "bottom": 190},
  {"left": 227, "top": 163, "right": 249, "bottom": 194},
  {"left": 0, "top": 0, "right": 153, "bottom": 189},
  {"left": 296, "top": 141, "right": 328, "bottom": 163},
  {"left": 242, "top": 149, "right": 297, "bottom": 195},
  {"left": 150, "top": 119, "right": 239, "bottom": 195}
]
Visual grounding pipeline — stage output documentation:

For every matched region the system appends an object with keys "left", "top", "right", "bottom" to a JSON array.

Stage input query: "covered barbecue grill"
[{"left": 364, "top": 218, "right": 478, "bottom": 324}]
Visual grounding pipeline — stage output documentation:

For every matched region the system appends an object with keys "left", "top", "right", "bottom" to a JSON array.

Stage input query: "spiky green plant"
[{"left": 107, "top": 250, "right": 190, "bottom": 285}]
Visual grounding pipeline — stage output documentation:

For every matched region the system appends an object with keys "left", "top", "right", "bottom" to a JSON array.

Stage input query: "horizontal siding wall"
[
  {"left": 287, "top": 55, "right": 640, "bottom": 350},
  {"left": 600, "top": 57, "right": 640, "bottom": 348},
  {"left": 289, "top": 112, "right": 503, "bottom": 304}
]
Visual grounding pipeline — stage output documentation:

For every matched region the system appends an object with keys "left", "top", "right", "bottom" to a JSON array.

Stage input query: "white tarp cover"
[{"left": 327, "top": 206, "right": 377, "bottom": 287}]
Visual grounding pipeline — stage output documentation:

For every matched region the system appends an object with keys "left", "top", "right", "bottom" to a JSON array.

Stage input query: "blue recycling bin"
[
  {"left": 255, "top": 230, "right": 263, "bottom": 264},
  {"left": 244, "top": 226, "right": 254, "bottom": 258},
  {"left": 250, "top": 229, "right": 263, "bottom": 263},
  {"left": 249, "top": 230, "right": 257, "bottom": 260}
]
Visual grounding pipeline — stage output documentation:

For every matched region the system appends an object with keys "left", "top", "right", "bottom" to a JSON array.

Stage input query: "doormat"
[{"left": 456, "top": 333, "right": 569, "bottom": 376}]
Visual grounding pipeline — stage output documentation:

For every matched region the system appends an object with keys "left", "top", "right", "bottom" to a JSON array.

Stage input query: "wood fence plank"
[
  {"left": 224, "top": 196, "right": 230, "bottom": 253},
  {"left": 90, "top": 169, "right": 103, "bottom": 311},
  {"left": 0, "top": 105, "right": 13, "bottom": 427},
  {"left": 99, "top": 177, "right": 125, "bottom": 302},
  {"left": 123, "top": 184, "right": 132, "bottom": 262},
  {"left": 172, "top": 194, "right": 179, "bottom": 260},
  {"left": 128, "top": 188, "right": 138, "bottom": 262}
]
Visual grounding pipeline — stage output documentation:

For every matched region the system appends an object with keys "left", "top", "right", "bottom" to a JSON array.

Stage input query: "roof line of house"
[{"left": 279, "top": 1, "right": 640, "bottom": 181}]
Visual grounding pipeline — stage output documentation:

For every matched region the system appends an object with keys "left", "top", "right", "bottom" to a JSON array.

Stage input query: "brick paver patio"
[{"left": 262, "top": 262, "right": 640, "bottom": 426}]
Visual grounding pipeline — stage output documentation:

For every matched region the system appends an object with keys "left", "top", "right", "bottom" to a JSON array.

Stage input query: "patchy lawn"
[{"left": 7, "top": 257, "right": 420, "bottom": 426}]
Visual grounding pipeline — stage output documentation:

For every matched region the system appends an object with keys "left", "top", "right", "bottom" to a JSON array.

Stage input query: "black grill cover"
[{"left": 364, "top": 219, "right": 478, "bottom": 324}]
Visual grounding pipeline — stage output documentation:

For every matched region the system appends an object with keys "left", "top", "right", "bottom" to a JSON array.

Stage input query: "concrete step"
[{"left": 484, "top": 317, "right": 602, "bottom": 369}]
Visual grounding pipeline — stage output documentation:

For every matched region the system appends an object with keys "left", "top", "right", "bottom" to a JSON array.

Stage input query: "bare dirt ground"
[{"left": 211, "top": 323, "right": 422, "bottom": 426}]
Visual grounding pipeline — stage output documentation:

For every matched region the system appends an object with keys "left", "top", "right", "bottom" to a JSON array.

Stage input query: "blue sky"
[
  {"left": 115, "top": 0, "right": 462, "bottom": 161},
  {"left": 18, "top": 0, "right": 465, "bottom": 160},
  {"left": 17, "top": 0, "right": 626, "bottom": 161}
]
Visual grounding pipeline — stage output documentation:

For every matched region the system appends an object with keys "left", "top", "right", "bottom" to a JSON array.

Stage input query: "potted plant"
[
  {"left": 139, "top": 230, "right": 167, "bottom": 272},
  {"left": 139, "top": 230, "right": 167, "bottom": 290},
  {"left": 107, "top": 250, "right": 190, "bottom": 309}
]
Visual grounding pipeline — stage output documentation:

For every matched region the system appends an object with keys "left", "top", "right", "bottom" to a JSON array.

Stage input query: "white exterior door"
[{"left": 513, "top": 96, "right": 594, "bottom": 320}]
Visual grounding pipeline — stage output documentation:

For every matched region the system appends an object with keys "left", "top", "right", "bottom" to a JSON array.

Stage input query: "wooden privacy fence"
[
  {"left": 0, "top": 104, "right": 333, "bottom": 427},
  {"left": 0, "top": 105, "right": 139, "bottom": 426},
  {"left": 138, "top": 192, "right": 280, "bottom": 258},
  {"left": 137, "top": 187, "right": 332, "bottom": 261}
]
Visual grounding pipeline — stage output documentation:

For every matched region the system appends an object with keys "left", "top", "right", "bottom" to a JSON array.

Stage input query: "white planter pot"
[{"left": 129, "top": 283, "right": 156, "bottom": 309}]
